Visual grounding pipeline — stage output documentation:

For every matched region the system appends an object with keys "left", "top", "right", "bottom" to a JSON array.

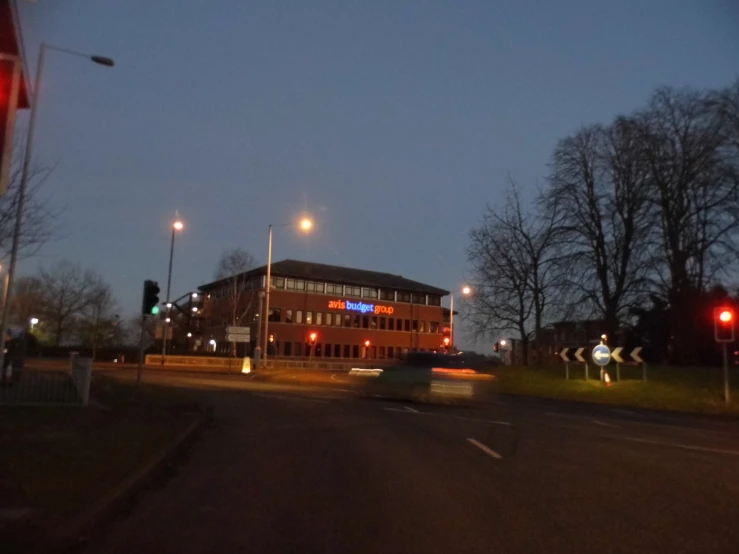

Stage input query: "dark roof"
[{"left": 199, "top": 259, "right": 449, "bottom": 296}]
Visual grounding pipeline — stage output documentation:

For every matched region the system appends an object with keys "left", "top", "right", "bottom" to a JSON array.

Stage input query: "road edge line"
[{"left": 467, "top": 438, "right": 503, "bottom": 459}]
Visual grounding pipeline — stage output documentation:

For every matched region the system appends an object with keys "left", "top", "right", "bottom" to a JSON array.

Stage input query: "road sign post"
[
  {"left": 630, "top": 347, "right": 645, "bottom": 382},
  {"left": 611, "top": 347, "right": 624, "bottom": 381},
  {"left": 574, "top": 348, "right": 587, "bottom": 380},
  {"left": 560, "top": 348, "right": 570, "bottom": 380},
  {"left": 592, "top": 344, "right": 611, "bottom": 384}
]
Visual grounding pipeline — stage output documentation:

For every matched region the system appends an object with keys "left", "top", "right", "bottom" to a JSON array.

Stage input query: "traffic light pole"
[
  {"left": 723, "top": 343, "right": 730, "bottom": 404},
  {"left": 137, "top": 314, "right": 146, "bottom": 387}
]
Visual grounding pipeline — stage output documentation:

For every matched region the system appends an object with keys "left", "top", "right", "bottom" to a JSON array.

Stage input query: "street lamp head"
[
  {"left": 173, "top": 220, "right": 184, "bottom": 231},
  {"left": 192, "top": 307, "right": 198, "bottom": 312},
  {"left": 165, "top": 317, "right": 171, "bottom": 323},
  {"left": 166, "top": 302, "right": 172, "bottom": 308},
  {"left": 187, "top": 332, "right": 192, "bottom": 338},
  {"left": 30, "top": 317, "right": 39, "bottom": 325},
  {"left": 500, "top": 339, "right": 507, "bottom": 346},
  {"left": 299, "top": 218, "right": 313, "bottom": 231},
  {"left": 191, "top": 293, "right": 198, "bottom": 298},
  {"left": 461, "top": 286, "right": 471, "bottom": 296},
  {"left": 90, "top": 55, "right": 115, "bottom": 67}
]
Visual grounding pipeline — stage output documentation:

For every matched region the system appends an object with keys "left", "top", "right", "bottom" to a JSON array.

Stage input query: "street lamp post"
[
  {"left": 449, "top": 286, "right": 471, "bottom": 353},
  {"left": 0, "top": 43, "right": 114, "bottom": 370},
  {"left": 162, "top": 219, "right": 183, "bottom": 359},
  {"left": 261, "top": 218, "right": 312, "bottom": 365}
]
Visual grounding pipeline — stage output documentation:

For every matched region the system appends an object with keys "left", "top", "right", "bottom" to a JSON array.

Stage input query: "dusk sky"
[{"left": 13, "top": 0, "right": 739, "bottom": 351}]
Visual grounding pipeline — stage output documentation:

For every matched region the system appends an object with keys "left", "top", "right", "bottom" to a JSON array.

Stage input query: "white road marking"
[
  {"left": 467, "top": 438, "right": 503, "bottom": 459},
  {"left": 619, "top": 436, "right": 739, "bottom": 457},
  {"left": 252, "top": 393, "right": 329, "bottom": 404},
  {"left": 404, "top": 406, "right": 419, "bottom": 413},
  {"left": 592, "top": 419, "right": 621, "bottom": 428}
]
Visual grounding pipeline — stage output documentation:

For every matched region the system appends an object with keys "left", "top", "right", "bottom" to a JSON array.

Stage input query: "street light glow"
[
  {"left": 462, "top": 286, "right": 471, "bottom": 295},
  {"left": 166, "top": 303, "right": 172, "bottom": 308},
  {"left": 192, "top": 307, "right": 198, "bottom": 312},
  {"left": 720, "top": 310, "right": 733, "bottom": 322},
  {"left": 191, "top": 293, "right": 198, "bottom": 298},
  {"left": 30, "top": 317, "right": 39, "bottom": 325},
  {"left": 173, "top": 220, "right": 184, "bottom": 231},
  {"left": 300, "top": 218, "right": 313, "bottom": 231},
  {"left": 500, "top": 340, "right": 507, "bottom": 346},
  {"left": 165, "top": 317, "right": 171, "bottom": 323},
  {"left": 187, "top": 332, "right": 192, "bottom": 337}
]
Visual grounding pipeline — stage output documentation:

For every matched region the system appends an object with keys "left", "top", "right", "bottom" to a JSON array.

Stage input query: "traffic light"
[
  {"left": 364, "top": 340, "right": 370, "bottom": 348},
  {"left": 493, "top": 342, "right": 500, "bottom": 352},
  {"left": 715, "top": 307, "right": 735, "bottom": 343},
  {"left": 443, "top": 337, "right": 450, "bottom": 348},
  {"left": 309, "top": 332, "right": 317, "bottom": 345},
  {"left": 0, "top": 56, "right": 21, "bottom": 196},
  {"left": 142, "top": 280, "right": 160, "bottom": 315},
  {"left": 268, "top": 334, "right": 275, "bottom": 343}
]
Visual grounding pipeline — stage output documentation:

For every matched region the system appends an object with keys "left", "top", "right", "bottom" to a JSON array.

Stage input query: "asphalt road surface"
[{"left": 80, "top": 370, "right": 739, "bottom": 553}]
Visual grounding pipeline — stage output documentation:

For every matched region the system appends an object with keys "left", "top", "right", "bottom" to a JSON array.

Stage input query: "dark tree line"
[{"left": 466, "top": 80, "right": 739, "bottom": 365}]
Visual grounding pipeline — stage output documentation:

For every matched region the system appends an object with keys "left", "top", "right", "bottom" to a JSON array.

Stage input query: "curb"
[{"left": 47, "top": 414, "right": 207, "bottom": 552}]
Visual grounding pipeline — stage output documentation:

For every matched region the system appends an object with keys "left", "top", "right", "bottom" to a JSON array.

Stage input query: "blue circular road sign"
[{"left": 592, "top": 344, "right": 611, "bottom": 366}]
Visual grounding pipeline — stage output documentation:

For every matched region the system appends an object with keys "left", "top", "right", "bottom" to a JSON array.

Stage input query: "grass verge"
[
  {"left": 0, "top": 376, "right": 202, "bottom": 550},
  {"left": 490, "top": 364, "right": 739, "bottom": 416}
]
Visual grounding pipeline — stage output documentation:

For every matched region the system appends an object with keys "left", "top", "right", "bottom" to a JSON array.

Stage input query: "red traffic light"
[
  {"left": 364, "top": 340, "right": 370, "bottom": 347},
  {"left": 309, "top": 332, "right": 317, "bottom": 342},
  {"left": 715, "top": 307, "right": 735, "bottom": 343},
  {"left": 443, "top": 337, "right": 450, "bottom": 346}
]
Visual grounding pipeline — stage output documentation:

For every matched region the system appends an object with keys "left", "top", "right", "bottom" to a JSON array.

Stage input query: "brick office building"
[{"left": 198, "top": 259, "right": 450, "bottom": 360}]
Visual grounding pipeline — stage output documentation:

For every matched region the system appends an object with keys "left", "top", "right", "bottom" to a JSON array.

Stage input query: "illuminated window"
[
  {"left": 371, "top": 316, "right": 377, "bottom": 329},
  {"left": 325, "top": 313, "right": 333, "bottom": 326},
  {"left": 334, "top": 313, "right": 341, "bottom": 327},
  {"left": 316, "top": 312, "right": 323, "bottom": 325},
  {"left": 306, "top": 311, "right": 313, "bottom": 325},
  {"left": 419, "top": 321, "right": 426, "bottom": 333},
  {"left": 295, "top": 310, "right": 303, "bottom": 324},
  {"left": 285, "top": 310, "right": 293, "bottom": 324}
]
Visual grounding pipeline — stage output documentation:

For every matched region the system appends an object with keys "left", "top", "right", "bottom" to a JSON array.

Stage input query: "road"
[{"left": 80, "top": 369, "right": 739, "bottom": 553}]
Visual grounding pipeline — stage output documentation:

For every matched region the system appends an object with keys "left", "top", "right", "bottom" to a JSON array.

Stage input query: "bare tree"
[
  {"left": 465, "top": 182, "right": 562, "bottom": 365},
  {"left": 0, "top": 144, "right": 59, "bottom": 259},
  {"left": 633, "top": 86, "right": 739, "bottom": 359},
  {"left": 37, "top": 260, "right": 102, "bottom": 346},
  {"left": 7, "top": 275, "right": 44, "bottom": 327},
  {"left": 77, "top": 281, "right": 121, "bottom": 360},
  {"left": 546, "top": 118, "right": 656, "bottom": 338},
  {"left": 214, "top": 248, "right": 257, "bottom": 355}
]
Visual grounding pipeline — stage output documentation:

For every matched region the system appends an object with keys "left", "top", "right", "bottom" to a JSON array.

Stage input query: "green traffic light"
[{"left": 151, "top": 306, "right": 160, "bottom": 315}]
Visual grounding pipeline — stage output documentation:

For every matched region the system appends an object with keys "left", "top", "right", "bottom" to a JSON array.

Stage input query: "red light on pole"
[
  {"left": 719, "top": 310, "right": 732, "bottom": 323},
  {"left": 715, "top": 307, "right": 735, "bottom": 343},
  {"left": 364, "top": 340, "right": 370, "bottom": 347},
  {"left": 309, "top": 332, "right": 317, "bottom": 344}
]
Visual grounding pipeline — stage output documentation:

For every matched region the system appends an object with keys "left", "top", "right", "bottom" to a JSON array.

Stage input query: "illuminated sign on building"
[{"left": 328, "top": 299, "right": 395, "bottom": 315}]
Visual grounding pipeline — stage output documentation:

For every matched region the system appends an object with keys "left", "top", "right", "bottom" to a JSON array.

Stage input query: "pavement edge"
[{"left": 48, "top": 412, "right": 208, "bottom": 552}]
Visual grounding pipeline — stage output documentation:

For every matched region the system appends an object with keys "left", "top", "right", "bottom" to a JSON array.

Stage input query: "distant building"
[{"left": 194, "top": 259, "right": 451, "bottom": 360}]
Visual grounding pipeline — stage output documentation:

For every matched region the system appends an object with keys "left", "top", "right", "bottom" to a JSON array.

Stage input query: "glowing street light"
[
  {"left": 192, "top": 307, "right": 198, "bottom": 312},
  {"left": 187, "top": 332, "right": 192, "bottom": 338},
  {"left": 30, "top": 317, "right": 39, "bottom": 328},
  {"left": 449, "top": 285, "right": 472, "bottom": 353},
  {"left": 261, "top": 216, "right": 315, "bottom": 364}
]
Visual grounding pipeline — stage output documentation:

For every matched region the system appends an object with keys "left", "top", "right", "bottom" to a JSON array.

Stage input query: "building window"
[
  {"left": 379, "top": 317, "right": 386, "bottom": 330},
  {"left": 346, "top": 286, "right": 361, "bottom": 297},
  {"left": 380, "top": 289, "right": 395, "bottom": 301},
  {"left": 285, "top": 309, "right": 293, "bottom": 324},
  {"left": 343, "top": 344, "right": 351, "bottom": 358},
  {"left": 326, "top": 283, "right": 343, "bottom": 295},
  {"left": 325, "top": 313, "right": 333, "bottom": 326},
  {"left": 335, "top": 314, "right": 342, "bottom": 327},
  {"left": 306, "top": 281, "right": 326, "bottom": 294},
  {"left": 419, "top": 321, "right": 426, "bottom": 333},
  {"left": 306, "top": 311, "right": 313, "bottom": 325},
  {"left": 412, "top": 320, "right": 418, "bottom": 332},
  {"left": 397, "top": 292, "right": 411, "bottom": 303},
  {"left": 404, "top": 319, "right": 411, "bottom": 332},
  {"left": 316, "top": 312, "right": 323, "bottom": 325},
  {"left": 334, "top": 344, "right": 342, "bottom": 358},
  {"left": 286, "top": 279, "right": 296, "bottom": 290},
  {"left": 352, "top": 345, "right": 359, "bottom": 358},
  {"left": 352, "top": 314, "right": 360, "bottom": 328},
  {"left": 371, "top": 316, "right": 377, "bottom": 329},
  {"left": 344, "top": 314, "right": 351, "bottom": 328},
  {"left": 325, "top": 344, "right": 332, "bottom": 357},
  {"left": 412, "top": 293, "right": 426, "bottom": 304},
  {"left": 379, "top": 346, "right": 386, "bottom": 359},
  {"left": 284, "top": 342, "right": 292, "bottom": 356},
  {"left": 362, "top": 288, "right": 378, "bottom": 299},
  {"left": 268, "top": 308, "right": 281, "bottom": 322},
  {"left": 387, "top": 318, "right": 394, "bottom": 331},
  {"left": 429, "top": 322, "right": 439, "bottom": 333},
  {"left": 270, "top": 277, "right": 285, "bottom": 289},
  {"left": 387, "top": 346, "right": 394, "bottom": 358},
  {"left": 428, "top": 295, "right": 441, "bottom": 306},
  {"left": 315, "top": 344, "right": 322, "bottom": 357},
  {"left": 294, "top": 342, "right": 302, "bottom": 357},
  {"left": 362, "top": 315, "right": 369, "bottom": 329},
  {"left": 295, "top": 310, "right": 303, "bottom": 324},
  {"left": 296, "top": 280, "right": 305, "bottom": 291}
]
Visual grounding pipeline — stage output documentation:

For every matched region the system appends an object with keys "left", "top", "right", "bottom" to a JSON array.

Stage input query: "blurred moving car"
[{"left": 353, "top": 352, "right": 494, "bottom": 405}]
